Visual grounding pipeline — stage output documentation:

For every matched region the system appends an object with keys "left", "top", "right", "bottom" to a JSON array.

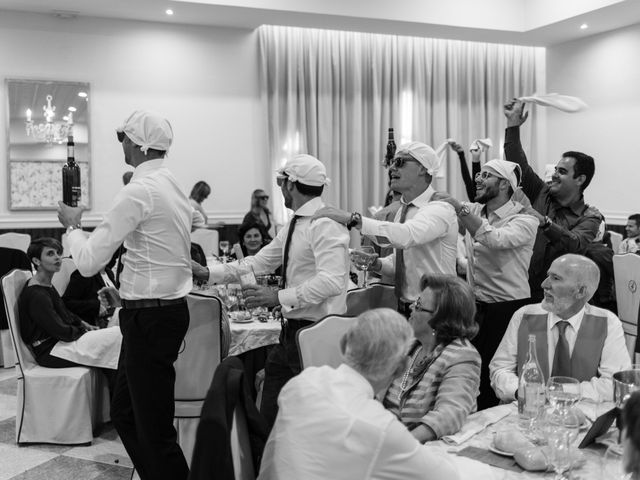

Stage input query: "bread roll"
[
  {"left": 514, "top": 447, "right": 548, "bottom": 471},
  {"left": 493, "top": 430, "right": 535, "bottom": 454}
]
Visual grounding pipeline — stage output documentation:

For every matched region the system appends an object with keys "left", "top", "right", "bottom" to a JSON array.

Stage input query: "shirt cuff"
[
  {"left": 278, "top": 287, "right": 298, "bottom": 311},
  {"left": 207, "top": 264, "right": 227, "bottom": 284}
]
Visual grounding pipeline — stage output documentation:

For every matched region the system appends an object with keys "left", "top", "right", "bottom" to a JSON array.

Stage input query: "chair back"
[
  {"left": 191, "top": 229, "right": 219, "bottom": 262},
  {"left": 0, "top": 233, "right": 30, "bottom": 253},
  {"left": 613, "top": 254, "right": 640, "bottom": 357},
  {"left": 609, "top": 231, "right": 623, "bottom": 254},
  {"left": 346, "top": 283, "right": 396, "bottom": 317},
  {"left": 230, "top": 401, "right": 255, "bottom": 480},
  {"left": 2, "top": 269, "right": 36, "bottom": 371},
  {"left": 175, "top": 294, "right": 222, "bottom": 401},
  {"left": 51, "top": 257, "right": 77, "bottom": 296},
  {"left": 296, "top": 315, "right": 357, "bottom": 369}
]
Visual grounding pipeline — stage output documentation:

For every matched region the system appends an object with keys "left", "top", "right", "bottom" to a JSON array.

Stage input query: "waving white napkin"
[
  {"left": 470, "top": 138, "right": 493, "bottom": 152},
  {"left": 517, "top": 93, "right": 588, "bottom": 113},
  {"left": 442, "top": 404, "right": 512, "bottom": 445}
]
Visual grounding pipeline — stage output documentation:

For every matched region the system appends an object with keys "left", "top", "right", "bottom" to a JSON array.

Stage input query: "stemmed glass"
[
  {"left": 219, "top": 241, "right": 230, "bottom": 263},
  {"left": 351, "top": 246, "right": 377, "bottom": 287}
]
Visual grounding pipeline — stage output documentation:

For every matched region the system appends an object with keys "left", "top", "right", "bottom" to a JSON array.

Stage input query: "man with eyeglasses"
[
  {"left": 192, "top": 154, "right": 350, "bottom": 428},
  {"left": 503, "top": 100, "right": 602, "bottom": 302},
  {"left": 434, "top": 159, "right": 538, "bottom": 409},
  {"left": 315, "top": 142, "right": 457, "bottom": 316}
]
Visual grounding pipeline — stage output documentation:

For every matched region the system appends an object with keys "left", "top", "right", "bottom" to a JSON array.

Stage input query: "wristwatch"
[
  {"left": 65, "top": 224, "right": 82, "bottom": 235},
  {"left": 346, "top": 212, "right": 362, "bottom": 230},
  {"left": 457, "top": 203, "right": 471, "bottom": 217}
]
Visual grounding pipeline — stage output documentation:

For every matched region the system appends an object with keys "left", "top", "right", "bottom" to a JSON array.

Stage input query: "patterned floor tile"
[
  {"left": 64, "top": 425, "right": 133, "bottom": 469},
  {"left": 8, "top": 455, "right": 132, "bottom": 480},
  {"left": 0, "top": 443, "right": 58, "bottom": 480}
]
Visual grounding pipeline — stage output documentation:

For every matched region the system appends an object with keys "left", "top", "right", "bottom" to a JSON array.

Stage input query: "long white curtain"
[{"left": 259, "top": 25, "right": 544, "bottom": 224}]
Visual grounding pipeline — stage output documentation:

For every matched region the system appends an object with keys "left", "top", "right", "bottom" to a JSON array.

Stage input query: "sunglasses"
[
  {"left": 276, "top": 176, "right": 288, "bottom": 187},
  {"left": 383, "top": 156, "right": 420, "bottom": 169},
  {"left": 257, "top": 195, "right": 270, "bottom": 200},
  {"left": 411, "top": 297, "right": 435, "bottom": 314}
]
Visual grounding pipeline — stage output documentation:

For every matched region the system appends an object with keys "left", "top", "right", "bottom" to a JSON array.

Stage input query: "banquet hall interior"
[{"left": 1, "top": 0, "right": 640, "bottom": 479}]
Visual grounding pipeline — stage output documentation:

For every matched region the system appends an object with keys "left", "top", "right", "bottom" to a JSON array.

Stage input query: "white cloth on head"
[
  {"left": 517, "top": 93, "right": 588, "bottom": 113},
  {"left": 396, "top": 141, "right": 442, "bottom": 176},
  {"left": 482, "top": 159, "right": 521, "bottom": 192},
  {"left": 470, "top": 138, "right": 493, "bottom": 152},
  {"left": 276, "top": 154, "right": 331, "bottom": 186},
  {"left": 116, "top": 110, "right": 173, "bottom": 154}
]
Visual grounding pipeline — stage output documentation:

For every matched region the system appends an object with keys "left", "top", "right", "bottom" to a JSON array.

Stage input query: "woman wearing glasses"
[
  {"left": 383, "top": 274, "right": 481, "bottom": 442},
  {"left": 242, "top": 188, "right": 275, "bottom": 241}
]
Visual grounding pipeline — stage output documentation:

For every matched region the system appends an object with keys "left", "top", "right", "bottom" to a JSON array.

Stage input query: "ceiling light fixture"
[
  {"left": 580, "top": 23, "right": 588, "bottom": 30},
  {"left": 25, "top": 95, "right": 74, "bottom": 144},
  {"left": 166, "top": 9, "right": 174, "bottom": 15}
]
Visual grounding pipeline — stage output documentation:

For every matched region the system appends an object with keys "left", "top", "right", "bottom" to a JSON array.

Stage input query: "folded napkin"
[
  {"left": 517, "top": 93, "right": 588, "bottom": 113},
  {"left": 470, "top": 138, "right": 493, "bottom": 152},
  {"left": 442, "top": 405, "right": 512, "bottom": 445}
]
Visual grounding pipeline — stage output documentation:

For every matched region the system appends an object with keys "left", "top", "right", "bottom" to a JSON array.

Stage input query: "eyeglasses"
[
  {"left": 474, "top": 171, "right": 497, "bottom": 181},
  {"left": 276, "top": 176, "right": 288, "bottom": 187},
  {"left": 411, "top": 297, "right": 435, "bottom": 314},
  {"left": 383, "top": 156, "right": 420, "bottom": 169}
]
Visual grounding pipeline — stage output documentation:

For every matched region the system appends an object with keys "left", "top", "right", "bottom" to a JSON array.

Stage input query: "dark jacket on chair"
[{"left": 189, "top": 356, "right": 269, "bottom": 480}]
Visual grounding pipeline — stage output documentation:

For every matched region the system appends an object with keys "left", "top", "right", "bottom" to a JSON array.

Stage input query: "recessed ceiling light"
[
  {"left": 68, "top": 106, "right": 77, "bottom": 112},
  {"left": 78, "top": 91, "right": 87, "bottom": 98},
  {"left": 165, "top": 9, "right": 174, "bottom": 15},
  {"left": 580, "top": 23, "right": 588, "bottom": 30}
]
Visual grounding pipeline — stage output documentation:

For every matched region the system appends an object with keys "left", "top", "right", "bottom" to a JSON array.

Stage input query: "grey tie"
[{"left": 551, "top": 321, "right": 572, "bottom": 377}]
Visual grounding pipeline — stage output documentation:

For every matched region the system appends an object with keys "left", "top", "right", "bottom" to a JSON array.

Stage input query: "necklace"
[{"left": 398, "top": 345, "right": 426, "bottom": 401}]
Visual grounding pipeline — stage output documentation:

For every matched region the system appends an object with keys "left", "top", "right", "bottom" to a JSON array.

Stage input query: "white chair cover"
[
  {"left": 173, "top": 294, "right": 222, "bottom": 465},
  {"left": 0, "top": 233, "right": 30, "bottom": 253},
  {"left": 296, "top": 315, "right": 357, "bottom": 369},
  {"left": 191, "top": 229, "right": 220, "bottom": 263},
  {"left": 345, "top": 283, "right": 396, "bottom": 317},
  {"left": 2, "top": 269, "right": 109, "bottom": 444},
  {"left": 51, "top": 257, "right": 77, "bottom": 296},
  {"left": 613, "top": 254, "right": 640, "bottom": 359},
  {"left": 609, "top": 231, "right": 623, "bottom": 254}
]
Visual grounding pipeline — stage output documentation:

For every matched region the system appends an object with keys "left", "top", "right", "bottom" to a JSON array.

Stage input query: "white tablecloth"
[{"left": 229, "top": 319, "right": 281, "bottom": 356}]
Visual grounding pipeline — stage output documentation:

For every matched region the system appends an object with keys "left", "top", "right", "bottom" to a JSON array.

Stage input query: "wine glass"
[
  {"left": 351, "top": 246, "right": 377, "bottom": 287},
  {"left": 546, "top": 423, "right": 573, "bottom": 480},
  {"left": 548, "top": 376, "right": 581, "bottom": 441},
  {"left": 602, "top": 445, "right": 633, "bottom": 480},
  {"left": 219, "top": 241, "right": 230, "bottom": 262}
]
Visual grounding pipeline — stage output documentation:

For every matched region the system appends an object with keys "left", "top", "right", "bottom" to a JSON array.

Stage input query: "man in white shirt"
[
  {"left": 258, "top": 308, "right": 459, "bottom": 480},
  {"left": 490, "top": 254, "right": 631, "bottom": 402},
  {"left": 435, "top": 159, "right": 538, "bottom": 409},
  {"left": 315, "top": 141, "right": 457, "bottom": 316},
  {"left": 192, "top": 154, "right": 350, "bottom": 427},
  {"left": 57, "top": 111, "right": 193, "bottom": 480},
  {"left": 620, "top": 214, "right": 640, "bottom": 254}
]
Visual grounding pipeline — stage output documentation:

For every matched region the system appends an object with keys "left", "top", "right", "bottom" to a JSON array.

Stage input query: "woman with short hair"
[
  {"left": 189, "top": 181, "right": 211, "bottom": 225},
  {"left": 383, "top": 274, "right": 481, "bottom": 442}
]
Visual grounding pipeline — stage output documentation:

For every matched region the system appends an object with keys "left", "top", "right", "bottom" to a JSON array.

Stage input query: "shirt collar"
[
  {"left": 402, "top": 185, "right": 435, "bottom": 208},
  {"left": 565, "top": 195, "right": 587, "bottom": 215},
  {"left": 130, "top": 158, "right": 164, "bottom": 181},
  {"left": 337, "top": 364, "right": 375, "bottom": 398},
  {"left": 547, "top": 305, "right": 587, "bottom": 333},
  {"left": 293, "top": 196, "right": 325, "bottom": 217},
  {"left": 492, "top": 200, "right": 518, "bottom": 219}
]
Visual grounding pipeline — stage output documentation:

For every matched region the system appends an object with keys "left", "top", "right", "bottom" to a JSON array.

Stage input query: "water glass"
[
  {"left": 546, "top": 424, "right": 572, "bottom": 480},
  {"left": 602, "top": 445, "right": 632, "bottom": 480},
  {"left": 219, "top": 241, "right": 230, "bottom": 262},
  {"left": 548, "top": 376, "right": 581, "bottom": 410},
  {"left": 351, "top": 246, "right": 377, "bottom": 287}
]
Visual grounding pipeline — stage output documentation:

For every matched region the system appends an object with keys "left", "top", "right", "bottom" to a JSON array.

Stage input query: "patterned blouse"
[{"left": 383, "top": 338, "right": 481, "bottom": 439}]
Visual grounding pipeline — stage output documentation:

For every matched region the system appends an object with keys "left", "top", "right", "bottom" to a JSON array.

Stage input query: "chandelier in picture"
[{"left": 25, "top": 94, "right": 74, "bottom": 144}]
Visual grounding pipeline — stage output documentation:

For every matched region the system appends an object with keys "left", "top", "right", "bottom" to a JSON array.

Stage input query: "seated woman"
[
  {"left": 242, "top": 189, "right": 274, "bottom": 241},
  {"left": 383, "top": 274, "right": 481, "bottom": 442},
  {"left": 237, "top": 221, "right": 269, "bottom": 257},
  {"left": 19, "top": 237, "right": 121, "bottom": 370}
]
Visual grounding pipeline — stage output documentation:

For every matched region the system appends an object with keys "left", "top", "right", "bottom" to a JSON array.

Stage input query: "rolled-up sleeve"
[
  {"left": 474, "top": 215, "right": 538, "bottom": 250},
  {"left": 489, "top": 310, "right": 524, "bottom": 401}
]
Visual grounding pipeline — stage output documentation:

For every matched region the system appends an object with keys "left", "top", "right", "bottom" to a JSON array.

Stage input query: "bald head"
[{"left": 555, "top": 254, "right": 600, "bottom": 299}]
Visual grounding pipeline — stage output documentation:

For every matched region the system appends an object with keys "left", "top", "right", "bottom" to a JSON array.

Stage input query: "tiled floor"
[{"left": 0, "top": 368, "right": 135, "bottom": 480}]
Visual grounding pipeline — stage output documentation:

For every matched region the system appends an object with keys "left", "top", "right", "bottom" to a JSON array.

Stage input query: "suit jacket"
[
  {"left": 62, "top": 269, "right": 115, "bottom": 325},
  {"left": 0, "top": 248, "right": 31, "bottom": 329},
  {"left": 189, "top": 356, "right": 269, "bottom": 480},
  {"left": 383, "top": 338, "right": 481, "bottom": 439}
]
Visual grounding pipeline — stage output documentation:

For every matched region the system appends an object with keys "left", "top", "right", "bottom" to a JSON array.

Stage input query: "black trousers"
[
  {"left": 111, "top": 303, "right": 190, "bottom": 480},
  {"left": 473, "top": 298, "right": 531, "bottom": 411},
  {"left": 260, "top": 318, "right": 312, "bottom": 429}
]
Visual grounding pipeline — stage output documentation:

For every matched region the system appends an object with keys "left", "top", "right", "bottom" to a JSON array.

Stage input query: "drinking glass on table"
[
  {"left": 602, "top": 445, "right": 633, "bottom": 480},
  {"left": 219, "top": 241, "right": 230, "bottom": 262},
  {"left": 351, "top": 246, "right": 378, "bottom": 287},
  {"left": 548, "top": 376, "right": 581, "bottom": 440}
]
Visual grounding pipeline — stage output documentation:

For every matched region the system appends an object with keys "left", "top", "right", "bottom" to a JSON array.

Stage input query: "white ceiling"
[{"left": 0, "top": 0, "right": 639, "bottom": 46}]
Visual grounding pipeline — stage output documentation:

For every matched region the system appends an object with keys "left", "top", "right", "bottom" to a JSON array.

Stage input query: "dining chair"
[
  {"left": 345, "top": 283, "right": 396, "bottom": 317},
  {"left": 2, "top": 269, "right": 109, "bottom": 444},
  {"left": 0, "top": 232, "right": 30, "bottom": 253},
  {"left": 174, "top": 294, "right": 222, "bottom": 466},
  {"left": 51, "top": 257, "right": 77, "bottom": 296},
  {"left": 609, "top": 231, "right": 623, "bottom": 254},
  {"left": 296, "top": 314, "right": 357, "bottom": 369},
  {"left": 613, "top": 253, "right": 640, "bottom": 359},
  {"left": 191, "top": 228, "right": 219, "bottom": 263}
]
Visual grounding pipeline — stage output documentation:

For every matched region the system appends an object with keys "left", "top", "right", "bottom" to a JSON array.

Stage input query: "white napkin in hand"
[
  {"left": 442, "top": 405, "right": 512, "bottom": 445},
  {"left": 470, "top": 138, "right": 493, "bottom": 152},
  {"left": 517, "top": 93, "right": 588, "bottom": 113}
]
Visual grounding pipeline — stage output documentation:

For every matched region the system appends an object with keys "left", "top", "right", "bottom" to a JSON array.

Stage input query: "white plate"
[
  {"left": 229, "top": 312, "right": 254, "bottom": 323},
  {"left": 489, "top": 443, "right": 514, "bottom": 457}
]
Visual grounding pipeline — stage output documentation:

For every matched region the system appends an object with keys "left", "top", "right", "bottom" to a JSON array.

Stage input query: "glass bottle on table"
[{"left": 518, "top": 334, "right": 546, "bottom": 435}]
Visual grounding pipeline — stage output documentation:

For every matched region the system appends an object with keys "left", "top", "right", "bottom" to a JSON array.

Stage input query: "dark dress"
[{"left": 63, "top": 269, "right": 116, "bottom": 327}]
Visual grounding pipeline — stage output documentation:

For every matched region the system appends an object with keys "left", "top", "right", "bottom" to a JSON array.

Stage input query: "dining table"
[{"left": 425, "top": 402, "right": 621, "bottom": 480}]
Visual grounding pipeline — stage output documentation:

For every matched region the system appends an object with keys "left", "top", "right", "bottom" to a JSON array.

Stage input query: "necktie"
[
  {"left": 280, "top": 215, "right": 299, "bottom": 289},
  {"left": 394, "top": 203, "right": 411, "bottom": 299},
  {"left": 551, "top": 321, "right": 572, "bottom": 377}
]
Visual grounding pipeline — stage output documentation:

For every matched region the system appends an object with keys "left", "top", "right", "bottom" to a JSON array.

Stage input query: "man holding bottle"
[
  {"left": 57, "top": 111, "right": 193, "bottom": 480},
  {"left": 192, "top": 154, "right": 351, "bottom": 428},
  {"left": 489, "top": 254, "right": 630, "bottom": 403}
]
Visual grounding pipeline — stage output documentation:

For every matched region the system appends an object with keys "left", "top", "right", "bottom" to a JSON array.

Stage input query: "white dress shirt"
[
  {"left": 258, "top": 364, "right": 459, "bottom": 480},
  {"left": 619, "top": 236, "right": 640, "bottom": 254},
  {"left": 466, "top": 200, "right": 538, "bottom": 302},
  {"left": 207, "top": 197, "right": 350, "bottom": 321},
  {"left": 489, "top": 303, "right": 631, "bottom": 402},
  {"left": 67, "top": 159, "right": 193, "bottom": 300},
  {"left": 360, "top": 186, "right": 457, "bottom": 302}
]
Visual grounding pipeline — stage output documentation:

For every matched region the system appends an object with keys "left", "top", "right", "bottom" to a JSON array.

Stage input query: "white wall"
[
  {"left": 546, "top": 22, "right": 640, "bottom": 225},
  {"left": 0, "top": 11, "right": 266, "bottom": 228}
]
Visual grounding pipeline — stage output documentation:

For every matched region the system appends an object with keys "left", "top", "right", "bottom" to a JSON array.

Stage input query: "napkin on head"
[
  {"left": 517, "top": 93, "right": 588, "bottom": 113},
  {"left": 442, "top": 404, "right": 512, "bottom": 445},
  {"left": 470, "top": 138, "right": 493, "bottom": 152}
]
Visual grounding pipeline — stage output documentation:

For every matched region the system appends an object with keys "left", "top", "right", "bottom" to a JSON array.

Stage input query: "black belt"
[{"left": 121, "top": 297, "right": 186, "bottom": 310}]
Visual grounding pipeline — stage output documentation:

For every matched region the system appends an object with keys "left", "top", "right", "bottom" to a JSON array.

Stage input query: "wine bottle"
[
  {"left": 385, "top": 127, "right": 396, "bottom": 166},
  {"left": 62, "top": 135, "right": 81, "bottom": 207}
]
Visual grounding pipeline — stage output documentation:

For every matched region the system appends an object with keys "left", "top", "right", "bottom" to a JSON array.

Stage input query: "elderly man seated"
[
  {"left": 490, "top": 254, "right": 631, "bottom": 402},
  {"left": 258, "top": 308, "right": 459, "bottom": 480}
]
